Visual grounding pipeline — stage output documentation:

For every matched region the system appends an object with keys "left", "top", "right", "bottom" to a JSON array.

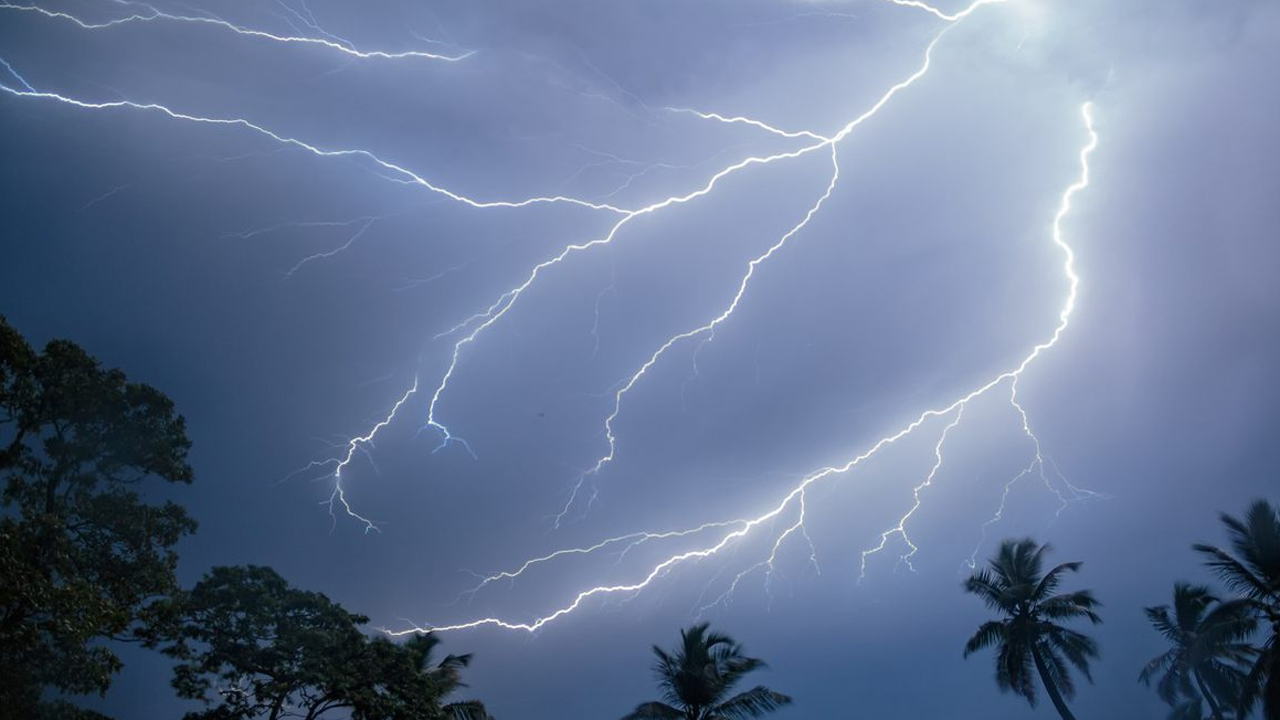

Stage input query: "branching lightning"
[
  {"left": 554, "top": 31, "right": 950, "bottom": 523},
  {"left": 0, "top": 1, "right": 474, "bottom": 61},
  {"left": 2, "top": 0, "right": 1110, "bottom": 636},
  {"left": 859, "top": 404, "right": 965, "bottom": 579},
  {"left": 326, "top": 376, "right": 420, "bottom": 534},
  {"left": 389, "top": 98, "right": 1100, "bottom": 636},
  {"left": 0, "top": 85, "right": 626, "bottom": 214},
  {"left": 552, "top": 144, "right": 842, "bottom": 526}
]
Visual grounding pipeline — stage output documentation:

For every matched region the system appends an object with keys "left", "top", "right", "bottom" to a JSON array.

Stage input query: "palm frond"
[
  {"left": 710, "top": 686, "right": 793, "bottom": 720},
  {"left": 1033, "top": 561, "right": 1083, "bottom": 601},
  {"left": 621, "top": 701, "right": 684, "bottom": 720},
  {"left": 1155, "top": 660, "right": 1193, "bottom": 707},
  {"left": 1039, "top": 643, "right": 1077, "bottom": 700},
  {"left": 1145, "top": 605, "right": 1181, "bottom": 642},
  {"left": 1229, "top": 502, "right": 1280, "bottom": 591},
  {"left": 1043, "top": 625, "right": 1098, "bottom": 682},
  {"left": 445, "top": 700, "right": 491, "bottom": 720},
  {"left": 964, "top": 570, "right": 1013, "bottom": 612},
  {"left": 1140, "top": 648, "right": 1177, "bottom": 688},
  {"left": 1198, "top": 598, "right": 1261, "bottom": 646},
  {"left": 639, "top": 624, "right": 786, "bottom": 719},
  {"left": 1236, "top": 633, "right": 1280, "bottom": 720},
  {"left": 996, "top": 640, "right": 1036, "bottom": 704},
  {"left": 1171, "top": 583, "right": 1215, "bottom": 632},
  {"left": 1167, "top": 697, "right": 1204, "bottom": 720},
  {"left": 1199, "top": 660, "right": 1248, "bottom": 713},
  {"left": 715, "top": 657, "right": 767, "bottom": 700},
  {"left": 1040, "top": 590, "right": 1103, "bottom": 624},
  {"left": 964, "top": 621, "right": 1007, "bottom": 657},
  {"left": 1195, "top": 543, "right": 1276, "bottom": 600}
]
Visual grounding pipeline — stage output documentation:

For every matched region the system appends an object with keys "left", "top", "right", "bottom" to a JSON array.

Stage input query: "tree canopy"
[
  {"left": 1195, "top": 500, "right": 1280, "bottom": 719},
  {"left": 155, "top": 565, "right": 489, "bottom": 720},
  {"left": 1140, "top": 582, "right": 1256, "bottom": 720},
  {"left": 621, "top": 622, "right": 791, "bottom": 720},
  {"left": 0, "top": 315, "right": 197, "bottom": 715},
  {"left": 963, "top": 538, "right": 1102, "bottom": 720}
]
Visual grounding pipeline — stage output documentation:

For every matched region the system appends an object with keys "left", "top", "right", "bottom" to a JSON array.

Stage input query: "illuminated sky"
[{"left": 2, "top": 0, "right": 1278, "bottom": 717}]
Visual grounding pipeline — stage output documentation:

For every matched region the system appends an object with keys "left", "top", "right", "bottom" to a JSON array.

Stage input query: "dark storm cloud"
[{"left": 1, "top": 0, "right": 1277, "bottom": 717}]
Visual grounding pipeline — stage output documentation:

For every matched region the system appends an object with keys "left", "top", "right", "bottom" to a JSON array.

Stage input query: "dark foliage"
[
  {"left": 1140, "top": 582, "right": 1256, "bottom": 719},
  {"left": 153, "top": 565, "right": 489, "bottom": 720},
  {"left": 0, "top": 315, "right": 196, "bottom": 717},
  {"left": 621, "top": 622, "right": 791, "bottom": 720},
  {"left": 963, "top": 538, "right": 1101, "bottom": 720},
  {"left": 1195, "top": 500, "right": 1280, "bottom": 720}
]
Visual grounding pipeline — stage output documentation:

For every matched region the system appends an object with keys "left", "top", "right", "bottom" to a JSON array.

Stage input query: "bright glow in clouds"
[
  {"left": 388, "top": 98, "right": 1099, "bottom": 636},
  {"left": 0, "top": 0, "right": 1106, "bottom": 633}
]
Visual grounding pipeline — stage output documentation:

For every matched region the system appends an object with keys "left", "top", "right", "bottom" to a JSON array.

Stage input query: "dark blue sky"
[{"left": 2, "top": 0, "right": 1278, "bottom": 717}]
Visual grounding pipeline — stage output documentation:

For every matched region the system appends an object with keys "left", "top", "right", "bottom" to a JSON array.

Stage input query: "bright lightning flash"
[
  {"left": 388, "top": 100, "right": 1101, "bottom": 636},
  {"left": 0, "top": 1, "right": 473, "bottom": 61},
  {"left": 1, "top": 0, "right": 1106, "bottom": 634}
]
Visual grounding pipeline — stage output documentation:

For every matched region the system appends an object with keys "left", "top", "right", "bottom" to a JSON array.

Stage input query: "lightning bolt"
[
  {"left": 324, "top": 375, "right": 421, "bottom": 534},
  {"left": 882, "top": 0, "right": 1012, "bottom": 22},
  {"left": 0, "top": 2, "right": 474, "bottom": 62},
  {"left": 4, "top": 0, "right": 1108, "bottom": 634},
  {"left": 0, "top": 85, "right": 626, "bottom": 214},
  {"left": 457, "top": 520, "right": 747, "bottom": 603},
  {"left": 0, "top": 52, "right": 35, "bottom": 91},
  {"left": 549, "top": 29, "right": 954, "bottom": 526},
  {"left": 282, "top": 217, "right": 377, "bottom": 278},
  {"left": 2, "top": 0, "right": 1004, "bottom": 530},
  {"left": 0, "top": 70, "right": 638, "bottom": 512},
  {"left": 387, "top": 99, "right": 1100, "bottom": 635},
  {"left": 859, "top": 404, "right": 965, "bottom": 579},
  {"left": 417, "top": 126, "right": 853, "bottom": 461}
]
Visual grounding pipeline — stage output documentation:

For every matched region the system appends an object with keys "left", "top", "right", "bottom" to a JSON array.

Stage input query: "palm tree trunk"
[
  {"left": 1032, "top": 646, "right": 1078, "bottom": 720},
  {"left": 1194, "top": 671, "right": 1226, "bottom": 720}
]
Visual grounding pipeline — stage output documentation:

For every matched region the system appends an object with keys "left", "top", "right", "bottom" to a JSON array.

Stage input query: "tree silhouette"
[
  {"left": 621, "top": 623, "right": 791, "bottom": 720},
  {"left": 362, "top": 633, "right": 492, "bottom": 720},
  {"left": 0, "top": 315, "right": 196, "bottom": 716},
  {"left": 154, "top": 565, "right": 488, "bottom": 720},
  {"left": 1195, "top": 500, "right": 1280, "bottom": 720},
  {"left": 963, "top": 538, "right": 1101, "bottom": 720},
  {"left": 1140, "top": 582, "right": 1256, "bottom": 720}
]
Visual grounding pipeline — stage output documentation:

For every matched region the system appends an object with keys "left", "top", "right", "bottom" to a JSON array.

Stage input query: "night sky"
[{"left": 2, "top": 0, "right": 1279, "bottom": 717}]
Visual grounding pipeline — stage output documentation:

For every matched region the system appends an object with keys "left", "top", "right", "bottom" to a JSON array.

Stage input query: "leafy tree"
[
  {"left": 361, "top": 633, "right": 492, "bottom": 720},
  {"left": 0, "top": 315, "right": 196, "bottom": 715},
  {"left": 1195, "top": 500, "right": 1280, "bottom": 720},
  {"left": 155, "top": 565, "right": 488, "bottom": 720},
  {"left": 962, "top": 538, "right": 1102, "bottom": 720},
  {"left": 621, "top": 622, "right": 791, "bottom": 720},
  {"left": 1140, "top": 582, "right": 1256, "bottom": 720}
]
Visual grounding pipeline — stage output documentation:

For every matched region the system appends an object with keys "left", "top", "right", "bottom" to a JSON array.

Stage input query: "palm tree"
[
  {"left": 621, "top": 623, "right": 792, "bottom": 720},
  {"left": 1140, "top": 582, "right": 1257, "bottom": 720},
  {"left": 357, "top": 632, "right": 491, "bottom": 720},
  {"left": 963, "top": 538, "right": 1102, "bottom": 720},
  {"left": 1195, "top": 499, "right": 1280, "bottom": 720},
  {"left": 403, "top": 633, "right": 492, "bottom": 720}
]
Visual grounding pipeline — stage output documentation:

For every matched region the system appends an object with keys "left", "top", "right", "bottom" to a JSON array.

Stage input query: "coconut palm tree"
[
  {"left": 405, "top": 633, "right": 492, "bottom": 720},
  {"left": 356, "top": 632, "right": 491, "bottom": 720},
  {"left": 1140, "top": 582, "right": 1257, "bottom": 720},
  {"left": 963, "top": 538, "right": 1102, "bottom": 720},
  {"left": 1195, "top": 499, "right": 1280, "bottom": 720},
  {"left": 621, "top": 623, "right": 792, "bottom": 720}
]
